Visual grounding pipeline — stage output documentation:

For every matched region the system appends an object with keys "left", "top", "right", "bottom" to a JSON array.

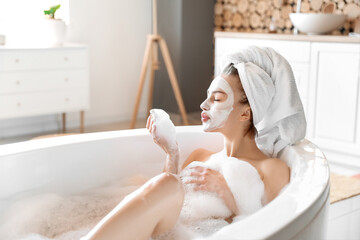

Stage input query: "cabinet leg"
[
  {"left": 80, "top": 111, "right": 84, "bottom": 133},
  {"left": 62, "top": 113, "right": 66, "bottom": 133}
]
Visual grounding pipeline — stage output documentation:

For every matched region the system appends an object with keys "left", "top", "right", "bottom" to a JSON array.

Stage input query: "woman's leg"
[{"left": 82, "top": 172, "right": 184, "bottom": 240}]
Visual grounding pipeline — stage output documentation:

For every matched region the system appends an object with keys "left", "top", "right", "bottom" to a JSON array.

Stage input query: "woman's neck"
[{"left": 223, "top": 134, "right": 268, "bottom": 160}]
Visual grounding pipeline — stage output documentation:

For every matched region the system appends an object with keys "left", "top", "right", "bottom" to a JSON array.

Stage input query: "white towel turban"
[{"left": 221, "top": 46, "right": 307, "bottom": 157}]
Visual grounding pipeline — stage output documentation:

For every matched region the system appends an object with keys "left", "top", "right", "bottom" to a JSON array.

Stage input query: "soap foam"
[
  {"left": 177, "top": 150, "right": 264, "bottom": 238},
  {"left": 0, "top": 176, "right": 148, "bottom": 240},
  {"left": 150, "top": 109, "right": 177, "bottom": 151}
]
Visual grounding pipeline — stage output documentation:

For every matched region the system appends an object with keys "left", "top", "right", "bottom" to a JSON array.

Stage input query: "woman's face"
[
  {"left": 200, "top": 74, "right": 249, "bottom": 133},
  {"left": 200, "top": 76, "right": 234, "bottom": 132}
]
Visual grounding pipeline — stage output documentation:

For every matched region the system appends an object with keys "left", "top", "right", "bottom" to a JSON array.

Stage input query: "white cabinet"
[
  {"left": 307, "top": 43, "right": 360, "bottom": 167},
  {"left": 0, "top": 44, "right": 90, "bottom": 133},
  {"left": 214, "top": 34, "right": 360, "bottom": 168}
]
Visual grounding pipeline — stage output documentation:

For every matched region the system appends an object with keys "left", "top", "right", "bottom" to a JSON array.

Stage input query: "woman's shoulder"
[
  {"left": 181, "top": 148, "right": 214, "bottom": 169},
  {"left": 260, "top": 157, "right": 289, "bottom": 179},
  {"left": 260, "top": 157, "right": 290, "bottom": 202}
]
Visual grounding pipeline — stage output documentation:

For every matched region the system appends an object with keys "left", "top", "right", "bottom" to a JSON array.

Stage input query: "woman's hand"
[
  {"left": 185, "top": 166, "right": 225, "bottom": 194},
  {"left": 146, "top": 109, "right": 179, "bottom": 174},
  {"left": 185, "top": 166, "right": 239, "bottom": 216},
  {"left": 146, "top": 110, "right": 178, "bottom": 155}
]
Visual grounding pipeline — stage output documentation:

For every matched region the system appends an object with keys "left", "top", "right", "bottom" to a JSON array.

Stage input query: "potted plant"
[{"left": 43, "top": 4, "right": 66, "bottom": 46}]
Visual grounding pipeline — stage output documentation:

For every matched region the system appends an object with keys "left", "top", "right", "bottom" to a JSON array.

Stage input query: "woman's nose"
[{"left": 200, "top": 99, "right": 209, "bottom": 111}]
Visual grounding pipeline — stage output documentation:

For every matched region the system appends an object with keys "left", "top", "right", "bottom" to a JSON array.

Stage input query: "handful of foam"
[
  {"left": 149, "top": 109, "right": 177, "bottom": 152},
  {"left": 180, "top": 151, "right": 265, "bottom": 222}
]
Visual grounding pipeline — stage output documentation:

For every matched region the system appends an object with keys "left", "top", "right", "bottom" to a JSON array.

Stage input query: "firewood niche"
[{"left": 214, "top": 0, "right": 360, "bottom": 35}]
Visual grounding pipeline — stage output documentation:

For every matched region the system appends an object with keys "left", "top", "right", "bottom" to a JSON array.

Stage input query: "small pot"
[
  {"left": 43, "top": 19, "right": 67, "bottom": 46},
  {"left": 0, "top": 34, "right": 6, "bottom": 45}
]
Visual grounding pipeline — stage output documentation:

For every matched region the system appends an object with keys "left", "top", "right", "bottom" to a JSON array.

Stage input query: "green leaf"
[{"left": 44, "top": 4, "right": 61, "bottom": 18}]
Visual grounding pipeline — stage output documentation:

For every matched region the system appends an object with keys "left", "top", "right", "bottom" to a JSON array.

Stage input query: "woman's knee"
[{"left": 144, "top": 172, "right": 184, "bottom": 197}]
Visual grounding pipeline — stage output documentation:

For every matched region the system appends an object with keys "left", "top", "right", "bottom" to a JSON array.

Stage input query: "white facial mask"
[{"left": 200, "top": 76, "right": 234, "bottom": 131}]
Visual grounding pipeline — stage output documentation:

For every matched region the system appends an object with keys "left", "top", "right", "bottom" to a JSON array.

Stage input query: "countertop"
[{"left": 214, "top": 31, "right": 360, "bottom": 44}]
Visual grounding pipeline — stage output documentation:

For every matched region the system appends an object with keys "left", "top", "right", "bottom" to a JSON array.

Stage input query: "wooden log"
[
  {"left": 273, "top": 9, "right": 281, "bottom": 20},
  {"left": 337, "top": 1, "right": 345, "bottom": 10},
  {"left": 215, "top": 15, "right": 223, "bottom": 27},
  {"left": 343, "top": 3, "right": 360, "bottom": 20},
  {"left": 310, "top": 0, "right": 322, "bottom": 11},
  {"left": 249, "top": 3, "right": 256, "bottom": 12},
  {"left": 281, "top": 5, "right": 292, "bottom": 19},
  {"left": 277, "top": 18, "right": 285, "bottom": 28},
  {"left": 257, "top": 1, "right": 268, "bottom": 14},
  {"left": 293, "top": 4, "right": 298, "bottom": 12},
  {"left": 224, "top": 20, "right": 233, "bottom": 28},
  {"left": 223, "top": 10, "right": 233, "bottom": 21},
  {"left": 243, "top": 16, "right": 250, "bottom": 27},
  {"left": 284, "top": 28, "right": 292, "bottom": 34},
  {"left": 232, "top": 12, "right": 243, "bottom": 27},
  {"left": 215, "top": 3, "right": 223, "bottom": 15},
  {"left": 266, "top": 9, "right": 272, "bottom": 17},
  {"left": 214, "top": 27, "right": 223, "bottom": 32},
  {"left": 231, "top": 5, "right": 238, "bottom": 13},
  {"left": 285, "top": 19, "right": 292, "bottom": 28},
  {"left": 344, "top": 21, "right": 351, "bottom": 28},
  {"left": 237, "top": 0, "right": 249, "bottom": 13},
  {"left": 223, "top": 3, "right": 232, "bottom": 10},
  {"left": 301, "top": 1, "right": 310, "bottom": 12},
  {"left": 273, "top": 0, "right": 283, "bottom": 9},
  {"left": 250, "top": 13, "right": 261, "bottom": 28},
  {"left": 354, "top": 17, "right": 360, "bottom": 33}
]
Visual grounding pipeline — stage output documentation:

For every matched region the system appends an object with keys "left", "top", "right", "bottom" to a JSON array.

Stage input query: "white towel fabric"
[{"left": 221, "top": 46, "right": 307, "bottom": 157}]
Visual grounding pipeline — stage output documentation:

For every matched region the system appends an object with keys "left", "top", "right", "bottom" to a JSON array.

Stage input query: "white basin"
[{"left": 289, "top": 13, "right": 346, "bottom": 35}]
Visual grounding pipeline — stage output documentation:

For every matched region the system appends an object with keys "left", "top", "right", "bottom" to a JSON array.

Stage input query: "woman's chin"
[{"left": 202, "top": 122, "right": 219, "bottom": 132}]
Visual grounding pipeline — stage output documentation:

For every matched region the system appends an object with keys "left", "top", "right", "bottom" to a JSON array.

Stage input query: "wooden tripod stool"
[{"left": 130, "top": 0, "right": 189, "bottom": 129}]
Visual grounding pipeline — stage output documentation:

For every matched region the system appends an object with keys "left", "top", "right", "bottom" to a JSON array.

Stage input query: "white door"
[{"left": 307, "top": 42, "right": 360, "bottom": 160}]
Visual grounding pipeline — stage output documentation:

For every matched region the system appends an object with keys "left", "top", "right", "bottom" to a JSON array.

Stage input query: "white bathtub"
[{"left": 0, "top": 126, "right": 330, "bottom": 239}]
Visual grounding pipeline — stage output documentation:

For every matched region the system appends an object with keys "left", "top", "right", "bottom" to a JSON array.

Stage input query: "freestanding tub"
[{"left": 0, "top": 126, "right": 330, "bottom": 239}]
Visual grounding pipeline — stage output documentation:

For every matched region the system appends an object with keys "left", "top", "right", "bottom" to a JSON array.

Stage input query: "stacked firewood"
[{"left": 214, "top": 0, "right": 360, "bottom": 35}]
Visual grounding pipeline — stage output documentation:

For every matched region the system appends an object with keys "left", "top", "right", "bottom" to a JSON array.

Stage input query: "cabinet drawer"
[
  {"left": 0, "top": 89, "right": 90, "bottom": 119},
  {"left": 0, "top": 69, "right": 89, "bottom": 94},
  {"left": 215, "top": 38, "right": 310, "bottom": 63},
  {"left": 0, "top": 49, "right": 88, "bottom": 72}
]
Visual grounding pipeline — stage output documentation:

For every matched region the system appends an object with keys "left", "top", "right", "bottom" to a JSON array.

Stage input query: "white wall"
[{"left": 0, "top": 0, "right": 152, "bottom": 138}]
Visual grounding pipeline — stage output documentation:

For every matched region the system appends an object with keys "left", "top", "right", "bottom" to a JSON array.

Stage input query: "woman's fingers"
[
  {"left": 146, "top": 115, "right": 151, "bottom": 129},
  {"left": 189, "top": 171, "right": 202, "bottom": 176},
  {"left": 185, "top": 179, "right": 206, "bottom": 185},
  {"left": 194, "top": 185, "right": 207, "bottom": 191},
  {"left": 189, "top": 166, "right": 206, "bottom": 172}
]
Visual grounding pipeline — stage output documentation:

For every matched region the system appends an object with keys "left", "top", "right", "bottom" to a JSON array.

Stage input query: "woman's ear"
[{"left": 240, "top": 106, "right": 251, "bottom": 121}]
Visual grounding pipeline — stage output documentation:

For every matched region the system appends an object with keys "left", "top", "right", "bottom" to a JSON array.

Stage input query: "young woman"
[{"left": 82, "top": 47, "right": 304, "bottom": 240}]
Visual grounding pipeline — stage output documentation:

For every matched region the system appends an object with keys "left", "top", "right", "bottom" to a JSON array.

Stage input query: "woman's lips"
[{"left": 201, "top": 113, "right": 210, "bottom": 122}]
